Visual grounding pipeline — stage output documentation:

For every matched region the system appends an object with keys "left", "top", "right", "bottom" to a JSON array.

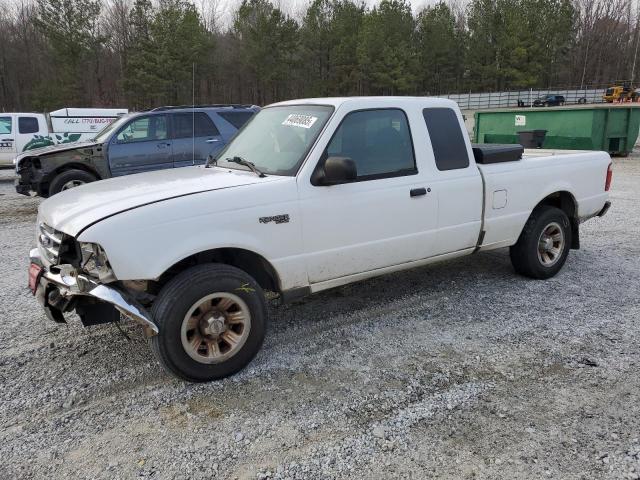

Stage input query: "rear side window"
[
  {"left": 325, "top": 109, "right": 416, "bottom": 179},
  {"left": 18, "top": 116, "right": 39, "bottom": 134},
  {"left": 173, "top": 113, "right": 220, "bottom": 138},
  {"left": 0, "top": 117, "right": 11, "bottom": 134},
  {"left": 218, "top": 111, "right": 255, "bottom": 129},
  {"left": 422, "top": 108, "right": 469, "bottom": 171}
]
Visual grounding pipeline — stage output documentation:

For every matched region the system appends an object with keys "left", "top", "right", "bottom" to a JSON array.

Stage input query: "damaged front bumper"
[
  {"left": 29, "top": 248, "right": 158, "bottom": 336},
  {"left": 15, "top": 160, "right": 37, "bottom": 196}
]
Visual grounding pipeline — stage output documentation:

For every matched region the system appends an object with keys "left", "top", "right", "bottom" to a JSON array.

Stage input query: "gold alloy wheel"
[
  {"left": 537, "top": 222, "right": 565, "bottom": 267},
  {"left": 180, "top": 292, "right": 251, "bottom": 364}
]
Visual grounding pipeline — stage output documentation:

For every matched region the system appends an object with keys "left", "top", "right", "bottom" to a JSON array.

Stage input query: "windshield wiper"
[{"left": 225, "top": 156, "right": 266, "bottom": 178}]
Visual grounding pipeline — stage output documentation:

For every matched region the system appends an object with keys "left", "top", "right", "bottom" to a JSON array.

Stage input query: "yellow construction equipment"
[{"left": 603, "top": 84, "right": 637, "bottom": 102}]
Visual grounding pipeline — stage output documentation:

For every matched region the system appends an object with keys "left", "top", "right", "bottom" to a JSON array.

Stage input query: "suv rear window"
[
  {"left": 218, "top": 111, "right": 255, "bottom": 129},
  {"left": 422, "top": 108, "right": 469, "bottom": 171},
  {"left": 173, "top": 112, "right": 220, "bottom": 138}
]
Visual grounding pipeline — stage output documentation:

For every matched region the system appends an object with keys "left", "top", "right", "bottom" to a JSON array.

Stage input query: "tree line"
[{"left": 0, "top": 0, "right": 638, "bottom": 112}]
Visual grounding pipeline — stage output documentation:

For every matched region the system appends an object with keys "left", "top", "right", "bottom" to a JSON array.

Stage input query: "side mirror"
[{"left": 319, "top": 156, "right": 357, "bottom": 185}]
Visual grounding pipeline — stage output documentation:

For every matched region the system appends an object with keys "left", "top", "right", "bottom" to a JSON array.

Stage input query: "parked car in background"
[
  {"left": 533, "top": 94, "right": 566, "bottom": 107},
  {"left": 0, "top": 108, "right": 127, "bottom": 167},
  {"left": 15, "top": 104, "right": 259, "bottom": 197}
]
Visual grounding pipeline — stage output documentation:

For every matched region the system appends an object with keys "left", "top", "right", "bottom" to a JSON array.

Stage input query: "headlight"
[{"left": 79, "top": 242, "right": 116, "bottom": 282}]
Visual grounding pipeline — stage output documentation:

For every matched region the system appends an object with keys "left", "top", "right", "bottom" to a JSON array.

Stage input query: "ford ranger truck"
[{"left": 28, "top": 97, "right": 612, "bottom": 382}]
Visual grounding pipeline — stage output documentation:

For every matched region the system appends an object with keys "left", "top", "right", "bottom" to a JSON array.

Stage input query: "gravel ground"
[{"left": 0, "top": 158, "right": 639, "bottom": 480}]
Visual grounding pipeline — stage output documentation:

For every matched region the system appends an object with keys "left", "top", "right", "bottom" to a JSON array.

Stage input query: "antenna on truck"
[{"left": 192, "top": 62, "right": 195, "bottom": 166}]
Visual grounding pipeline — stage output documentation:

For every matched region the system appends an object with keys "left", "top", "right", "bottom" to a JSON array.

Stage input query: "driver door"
[
  {"left": 298, "top": 108, "right": 439, "bottom": 284},
  {"left": 108, "top": 114, "right": 173, "bottom": 177}
]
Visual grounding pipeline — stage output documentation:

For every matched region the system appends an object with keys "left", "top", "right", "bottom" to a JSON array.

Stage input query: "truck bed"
[{"left": 477, "top": 150, "right": 611, "bottom": 250}]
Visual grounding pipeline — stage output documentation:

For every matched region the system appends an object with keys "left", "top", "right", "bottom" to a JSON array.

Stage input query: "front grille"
[{"left": 38, "top": 223, "right": 63, "bottom": 264}]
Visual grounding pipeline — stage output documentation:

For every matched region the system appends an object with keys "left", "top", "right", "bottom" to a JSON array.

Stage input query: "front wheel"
[
  {"left": 150, "top": 264, "right": 267, "bottom": 382},
  {"left": 510, "top": 206, "right": 571, "bottom": 279},
  {"left": 49, "top": 169, "right": 97, "bottom": 196}
]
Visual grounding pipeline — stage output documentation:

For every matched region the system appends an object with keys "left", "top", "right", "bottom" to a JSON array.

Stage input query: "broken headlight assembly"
[{"left": 79, "top": 242, "right": 117, "bottom": 283}]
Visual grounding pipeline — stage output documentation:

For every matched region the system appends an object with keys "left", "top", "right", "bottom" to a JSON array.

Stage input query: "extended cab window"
[
  {"left": 116, "top": 115, "right": 167, "bottom": 143},
  {"left": 18, "top": 117, "right": 39, "bottom": 134},
  {"left": 423, "top": 108, "right": 469, "bottom": 171},
  {"left": 0, "top": 117, "right": 11, "bottom": 134},
  {"left": 172, "top": 113, "right": 219, "bottom": 138},
  {"left": 326, "top": 109, "right": 416, "bottom": 179}
]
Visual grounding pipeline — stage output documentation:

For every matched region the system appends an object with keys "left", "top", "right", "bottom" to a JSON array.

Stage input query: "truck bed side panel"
[{"left": 478, "top": 151, "right": 610, "bottom": 250}]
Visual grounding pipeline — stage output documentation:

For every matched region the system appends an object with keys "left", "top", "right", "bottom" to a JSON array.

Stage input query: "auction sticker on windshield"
[{"left": 282, "top": 114, "right": 318, "bottom": 129}]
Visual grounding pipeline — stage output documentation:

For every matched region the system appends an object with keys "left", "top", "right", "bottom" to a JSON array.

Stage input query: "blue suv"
[{"left": 15, "top": 104, "right": 259, "bottom": 197}]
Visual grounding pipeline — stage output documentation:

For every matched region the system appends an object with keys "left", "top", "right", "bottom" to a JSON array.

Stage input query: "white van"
[{"left": 0, "top": 108, "right": 127, "bottom": 167}]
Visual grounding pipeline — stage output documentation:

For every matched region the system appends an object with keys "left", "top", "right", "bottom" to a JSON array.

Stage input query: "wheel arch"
[
  {"left": 43, "top": 162, "right": 102, "bottom": 196},
  {"left": 49, "top": 162, "right": 101, "bottom": 180},
  {"left": 531, "top": 190, "right": 580, "bottom": 249},
  {"left": 157, "top": 247, "right": 282, "bottom": 293}
]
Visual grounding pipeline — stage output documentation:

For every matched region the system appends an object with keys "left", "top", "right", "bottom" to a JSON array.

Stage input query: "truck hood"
[
  {"left": 15, "top": 141, "right": 99, "bottom": 165},
  {"left": 38, "top": 166, "right": 286, "bottom": 236}
]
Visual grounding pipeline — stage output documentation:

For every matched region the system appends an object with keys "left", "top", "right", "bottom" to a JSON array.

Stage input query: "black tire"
[
  {"left": 509, "top": 206, "right": 572, "bottom": 279},
  {"left": 49, "top": 169, "right": 97, "bottom": 196},
  {"left": 149, "top": 264, "right": 267, "bottom": 382}
]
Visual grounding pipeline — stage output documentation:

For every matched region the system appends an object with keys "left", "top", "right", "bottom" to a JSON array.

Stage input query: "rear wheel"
[
  {"left": 49, "top": 169, "right": 97, "bottom": 196},
  {"left": 149, "top": 264, "right": 267, "bottom": 382},
  {"left": 510, "top": 206, "right": 571, "bottom": 279}
]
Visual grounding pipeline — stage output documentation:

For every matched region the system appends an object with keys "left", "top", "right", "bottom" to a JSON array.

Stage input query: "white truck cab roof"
[{"left": 271, "top": 96, "right": 459, "bottom": 109}]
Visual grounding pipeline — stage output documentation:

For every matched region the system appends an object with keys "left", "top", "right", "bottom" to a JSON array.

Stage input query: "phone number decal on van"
[{"left": 282, "top": 114, "right": 318, "bottom": 129}]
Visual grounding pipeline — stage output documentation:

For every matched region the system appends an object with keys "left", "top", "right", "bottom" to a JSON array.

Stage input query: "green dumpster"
[{"left": 474, "top": 104, "right": 640, "bottom": 156}]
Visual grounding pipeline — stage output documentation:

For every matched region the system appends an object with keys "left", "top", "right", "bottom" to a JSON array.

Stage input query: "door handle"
[
  {"left": 4, "top": 139, "right": 14, "bottom": 141},
  {"left": 157, "top": 142, "right": 170, "bottom": 149},
  {"left": 206, "top": 138, "right": 220, "bottom": 143},
  {"left": 410, "top": 187, "right": 428, "bottom": 197}
]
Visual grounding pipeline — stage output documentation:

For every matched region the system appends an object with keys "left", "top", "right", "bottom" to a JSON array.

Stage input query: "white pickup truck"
[
  {"left": 0, "top": 108, "right": 127, "bottom": 167},
  {"left": 29, "top": 97, "right": 612, "bottom": 382}
]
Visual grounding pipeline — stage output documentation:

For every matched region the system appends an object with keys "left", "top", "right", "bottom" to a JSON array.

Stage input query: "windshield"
[
  {"left": 214, "top": 105, "right": 334, "bottom": 176},
  {"left": 92, "top": 115, "right": 131, "bottom": 143}
]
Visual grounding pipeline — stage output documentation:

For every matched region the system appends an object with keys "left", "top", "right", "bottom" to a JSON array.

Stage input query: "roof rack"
[{"left": 150, "top": 104, "right": 258, "bottom": 112}]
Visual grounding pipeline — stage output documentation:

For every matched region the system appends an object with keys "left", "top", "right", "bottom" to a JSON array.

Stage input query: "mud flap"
[
  {"left": 43, "top": 303, "right": 66, "bottom": 323},
  {"left": 570, "top": 217, "right": 580, "bottom": 250}
]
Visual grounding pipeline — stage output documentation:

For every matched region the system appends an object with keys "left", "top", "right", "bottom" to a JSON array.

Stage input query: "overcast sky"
[{"left": 210, "top": 0, "right": 444, "bottom": 26}]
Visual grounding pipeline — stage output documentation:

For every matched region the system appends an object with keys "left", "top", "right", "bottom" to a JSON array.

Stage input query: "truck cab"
[{"left": 0, "top": 113, "right": 48, "bottom": 167}]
